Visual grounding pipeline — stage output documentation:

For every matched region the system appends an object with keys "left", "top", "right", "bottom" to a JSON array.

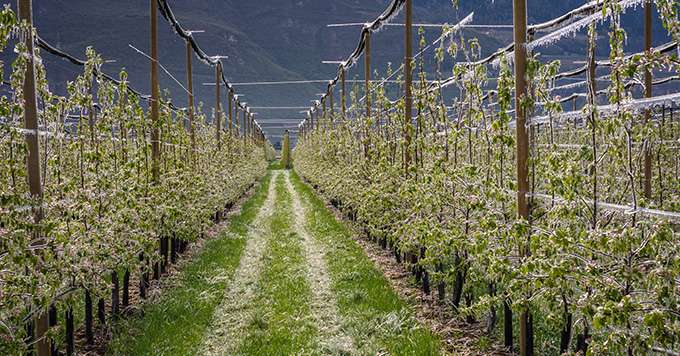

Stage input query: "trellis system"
[
  {"left": 0, "top": 1, "right": 272, "bottom": 355},
  {"left": 295, "top": 0, "right": 680, "bottom": 355}
]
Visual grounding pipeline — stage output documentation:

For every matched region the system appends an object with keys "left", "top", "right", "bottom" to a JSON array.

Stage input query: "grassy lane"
[
  {"left": 108, "top": 172, "right": 272, "bottom": 355},
  {"left": 237, "top": 172, "right": 319, "bottom": 354},
  {"left": 199, "top": 170, "right": 280, "bottom": 354},
  {"left": 290, "top": 171, "right": 443, "bottom": 355},
  {"left": 109, "top": 168, "right": 441, "bottom": 355},
  {"left": 285, "top": 171, "right": 355, "bottom": 354}
]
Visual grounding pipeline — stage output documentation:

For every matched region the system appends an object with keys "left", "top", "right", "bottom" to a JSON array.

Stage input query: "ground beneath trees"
[{"left": 109, "top": 168, "right": 445, "bottom": 355}]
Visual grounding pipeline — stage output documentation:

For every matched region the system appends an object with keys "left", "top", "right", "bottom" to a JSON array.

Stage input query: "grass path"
[
  {"left": 285, "top": 171, "right": 355, "bottom": 354},
  {"left": 290, "top": 170, "right": 442, "bottom": 355},
  {"left": 109, "top": 168, "right": 442, "bottom": 355},
  {"left": 199, "top": 170, "right": 280, "bottom": 355},
  {"left": 236, "top": 171, "right": 318, "bottom": 354}
]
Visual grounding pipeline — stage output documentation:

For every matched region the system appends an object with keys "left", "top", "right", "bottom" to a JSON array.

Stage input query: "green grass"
[
  {"left": 290, "top": 171, "right": 442, "bottom": 355},
  {"left": 268, "top": 160, "right": 286, "bottom": 170},
  {"left": 237, "top": 172, "right": 318, "bottom": 354},
  {"left": 107, "top": 172, "right": 273, "bottom": 355},
  {"left": 107, "top": 169, "right": 442, "bottom": 355}
]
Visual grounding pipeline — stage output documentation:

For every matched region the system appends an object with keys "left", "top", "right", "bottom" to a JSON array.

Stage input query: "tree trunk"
[
  {"left": 123, "top": 270, "right": 130, "bottom": 307},
  {"left": 66, "top": 307, "right": 74, "bottom": 355},
  {"left": 85, "top": 291, "right": 93, "bottom": 344},
  {"left": 111, "top": 271, "right": 120, "bottom": 316},
  {"left": 504, "top": 298, "right": 513, "bottom": 350},
  {"left": 97, "top": 298, "right": 105, "bottom": 325}
]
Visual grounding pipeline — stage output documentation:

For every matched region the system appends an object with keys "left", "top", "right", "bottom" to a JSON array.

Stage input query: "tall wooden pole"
[
  {"left": 315, "top": 108, "right": 319, "bottom": 131},
  {"left": 249, "top": 114, "right": 253, "bottom": 142},
  {"left": 513, "top": 0, "right": 533, "bottom": 354},
  {"left": 242, "top": 107, "right": 247, "bottom": 144},
  {"left": 404, "top": 0, "right": 413, "bottom": 171},
  {"left": 588, "top": 24, "right": 598, "bottom": 229},
  {"left": 17, "top": 1, "right": 48, "bottom": 355},
  {"left": 234, "top": 98, "right": 239, "bottom": 137},
  {"left": 308, "top": 112, "right": 313, "bottom": 134},
  {"left": 228, "top": 90, "right": 233, "bottom": 136},
  {"left": 643, "top": 0, "right": 653, "bottom": 199},
  {"left": 341, "top": 67, "right": 347, "bottom": 119},
  {"left": 149, "top": 0, "right": 162, "bottom": 293},
  {"left": 322, "top": 97, "right": 327, "bottom": 131},
  {"left": 215, "top": 63, "right": 222, "bottom": 150},
  {"left": 365, "top": 32, "right": 372, "bottom": 119},
  {"left": 363, "top": 31, "right": 372, "bottom": 158},
  {"left": 150, "top": 0, "right": 160, "bottom": 183},
  {"left": 186, "top": 40, "right": 195, "bottom": 154},
  {"left": 329, "top": 86, "right": 335, "bottom": 117}
]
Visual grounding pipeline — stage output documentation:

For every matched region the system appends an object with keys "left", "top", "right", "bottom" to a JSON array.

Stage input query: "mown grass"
[
  {"left": 268, "top": 160, "right": 286, "bottom": 170},
  {"left": 107, "top": 172, "right": 272, "bottom": 355},
  {"left": 237, "top": 172, "right": 319, "bottom": 354},
  {"left": 290, "top": 171, "right": 443, "bottom": 355}
]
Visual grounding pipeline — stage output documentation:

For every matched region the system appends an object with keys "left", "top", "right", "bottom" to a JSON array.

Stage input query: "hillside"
[{"left": 2, "top": 0, "right": 671, "bottom": 144}]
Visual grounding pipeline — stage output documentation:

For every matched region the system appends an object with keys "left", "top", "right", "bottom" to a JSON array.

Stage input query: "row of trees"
[
  {"left": 0, "top": 5, "right": 270, "bottom": 354},
  {"left": 295, "top": 0, "right": 679, "bottom": 354}
]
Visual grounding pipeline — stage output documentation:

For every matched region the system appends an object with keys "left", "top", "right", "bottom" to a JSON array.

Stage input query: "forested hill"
[{"left": 2, "top": 0, "right": 671, "bottom": 144}]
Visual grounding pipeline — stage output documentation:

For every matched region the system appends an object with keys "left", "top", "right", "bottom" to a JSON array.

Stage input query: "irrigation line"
[
  {"left": 308, "top": 0, "right": 655, "bottom": 124},
  {"left": 529, "top": 91, "right": 680, "bottom": 126},
  {"left": 436, "top": 0, "right": 641, "bottom": 89},
  {"left": 248, "top": 107, "right": 310, "bottom": 110},
  {"left": 328, "top": 22, "right": 511, "bottom": 28},
  {"left": 529, "top": 192, "right": 680, "bottom": 222}
]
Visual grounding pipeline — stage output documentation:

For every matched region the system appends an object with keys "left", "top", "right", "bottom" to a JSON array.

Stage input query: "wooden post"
[
  {"left": 513, "top": 0, "right": 533, "bottom": 354},
  {"left": 186, "top": 40, "right": 195, "bottom": 154},
  {"left": 363, "top": 31, "right": 372, "bottom": 158},
  {"left": 150, "top": 0, "right": 160, "bottom": 184},
  {"left": 404, "top": 0, "right": 413, "bottom": 171},
  {"left": 234, "top": 99, "right": 239, "bottom": 137},
  {"left": 643, "top": 0, "right": 653, "bottom": 199},
  {"left": 150, "top": 0, "right": 162, "bottom": 287},
  {"left": 315, "top": 109, "right": 319, "bottom": 131},
  {"left": 215, "top": 63, "right": 222, "bottom": 150},
  {"left": 228, "top": 90, "right": 233, "bottom": 136},
  {"left": 365, "top": 31, "right": 372, "bottom": 119},
  {"left": 242, "top": 107, "right": 247, "bottom": 144},
  {"left": 17, "top": 1, "right": 48, "bottom": 355},
  {"left": 236, "top": 97, "right": 240, "bottom": 137},
  {"left": 588, "top": 24, "right": 598, "bottom": 229},
  {"left": 322, "top": 97, "right": 327, "bottom": 131},
  {"left": 308, "top": 112, "right": 313, "bottom": 134},
  {"left": 247, "top": 113, "right": 251, "bottom": 142},
  {"left": 329, "top": 86, "right": 335, "bottom": 117},
  {"left": 341, "top": 67, "right": 347, "bottom": 119}
]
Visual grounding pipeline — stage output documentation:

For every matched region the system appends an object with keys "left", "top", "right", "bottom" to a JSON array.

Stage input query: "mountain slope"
[{"left": 1, "top": 0, "right": 671, "bottom": 144}]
